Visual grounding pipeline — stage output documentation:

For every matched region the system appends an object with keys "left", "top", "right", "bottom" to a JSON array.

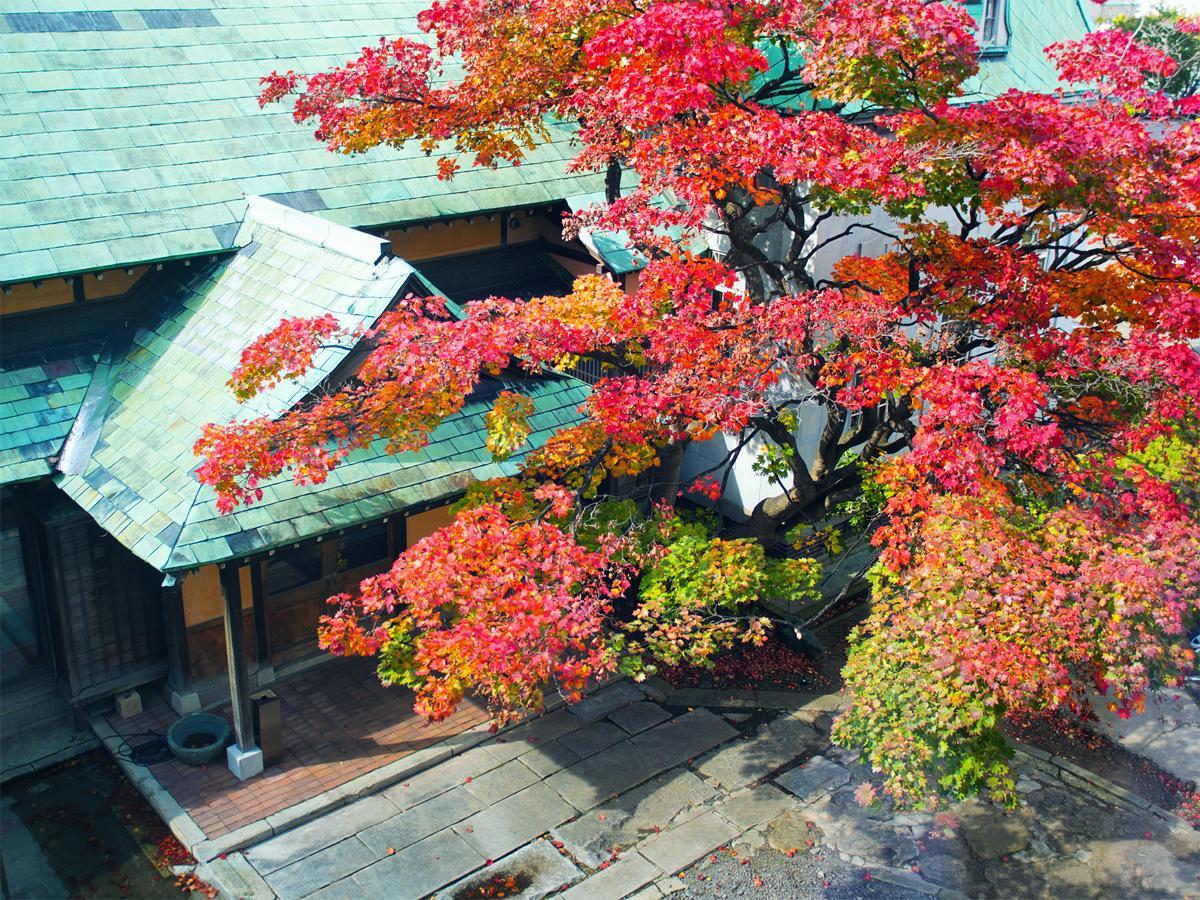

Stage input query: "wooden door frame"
[{"left": 258, "top": 520, "right": 405, "bottom": 667}]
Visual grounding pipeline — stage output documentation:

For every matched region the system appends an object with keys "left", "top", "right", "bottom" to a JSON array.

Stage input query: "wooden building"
[{"left": 0, "top": 1, "right": 615, "bottom": 778}]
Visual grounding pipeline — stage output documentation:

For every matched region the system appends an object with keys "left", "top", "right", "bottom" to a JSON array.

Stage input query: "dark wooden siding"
[{"left": 44, "top": 517, "right": 165, "bottom": 700}]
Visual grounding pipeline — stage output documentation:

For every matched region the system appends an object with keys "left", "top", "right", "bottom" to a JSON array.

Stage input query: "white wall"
[{"left": 683, "top": 205, "right": 941, "bottom": 521}]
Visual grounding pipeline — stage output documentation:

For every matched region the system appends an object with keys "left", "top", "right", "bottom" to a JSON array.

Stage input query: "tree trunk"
[
  {"left": 746, "top": 489, "right": 805, "bottom": 544},
  {"left": 648, "top": 440, "right": 688, "bottom": 508},
  {"left": 605, "top": 159, "right": 622, "bottom": 205},
  {"left": 746, "top": 459, "right": 868, "bottom": 542}
]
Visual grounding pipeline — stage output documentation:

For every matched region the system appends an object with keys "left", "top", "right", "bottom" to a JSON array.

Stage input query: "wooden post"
[
  {"left": 161, "top": 575, "right": 199, "bottom": 713},
  {"left": 220, "top": 564, "right": 254, "bottom": 753}
]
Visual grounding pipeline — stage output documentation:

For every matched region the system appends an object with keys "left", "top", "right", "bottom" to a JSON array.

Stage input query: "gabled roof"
[
  {"left": 54, "top": 197, "right": 416, "bottom": 569},
  {"left": 50, "top": 197, "right": 590, "bottom": 572},
  {"left": 0, "top": 0, "right": 599, "bottom": 284}
]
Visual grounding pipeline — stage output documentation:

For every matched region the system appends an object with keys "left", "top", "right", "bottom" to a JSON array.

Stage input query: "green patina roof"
[
  {"left": 51, "top": 197, "right": 589, "bottom": 571},
  {"left": 54, "top": 198, "right": 416, "bottom": 569},
  {"left": 753, "top": 1, "right": 1091, "bottom": 114},
  {"left": 0, "top": 349, "right": 98, "bottom": 484},
  {"left": 171, "top": 374, "right": 590, "bottom": 570},
  {"left": 0, "top": 0, "right": 600, "bottom": 284},
  {"left": 961, "top": 0, "right": 1092, "bottom": 98},
  {"left": 565, "top": 2, "right": 1092, "bottom": 277},
  {"left": 0, "top": 0, "right": 1088, "bottom": 286}
]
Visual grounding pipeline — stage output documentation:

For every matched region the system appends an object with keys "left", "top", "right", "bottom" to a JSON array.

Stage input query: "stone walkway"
[
  {"left": 204, "top": 680, "right": 1200, "bottom": 899},
  {"left": 1092, "top": 688, "right": 1200, "bottom": 787}
]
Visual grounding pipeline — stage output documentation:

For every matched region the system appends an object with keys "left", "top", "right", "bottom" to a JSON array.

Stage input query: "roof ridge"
[
  {"left": 54, "top": 304, "right": 144, "bottom": 475},
  {"left": 238, "top": 195, "right": 391, "bottom": 265}
]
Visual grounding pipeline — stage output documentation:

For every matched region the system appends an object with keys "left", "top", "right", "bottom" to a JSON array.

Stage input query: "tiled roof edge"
[{"left": 55, "top": 319, "right": 140, "bottom": 475}]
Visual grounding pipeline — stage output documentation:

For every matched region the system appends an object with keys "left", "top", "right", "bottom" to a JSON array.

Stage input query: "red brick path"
[{"left": 107, "top": 657, "right": 489, "bottom": 839}]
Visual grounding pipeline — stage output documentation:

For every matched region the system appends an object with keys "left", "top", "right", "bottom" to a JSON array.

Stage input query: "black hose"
[{"left": 108, "top": 731, "right": 173, "bottom": 766}]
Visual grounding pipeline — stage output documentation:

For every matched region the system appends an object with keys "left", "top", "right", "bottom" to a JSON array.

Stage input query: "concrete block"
[
  {"left": 519, "top": 740, "right": 581, "bottom": 778},
  {"left": 200, "top": 852, "right": 276, "bottom": 899},
  {"left": 358, "top": 787, "right": 483, "bottom": 856},
  {"left": 609, "top": 702, "right": 671, "bottom": 735},
  {"left": 714, "top": 784, "right": 795, "bottom": 830},
  {"left": 551, "top": 768, "right": 715, "bottom": 867},
  {"left": 480, "top": 709, "right": 585, "bottom": 764},
  {"left": 195, "top": 818, "right": 273, "bottom": 862},
  {"left": 696, "top": 714, "right": 821, "bottom": 791},
  {"left": 549, "top": 711, "right": 737, "bottom": 812},
  {"left": 265, "top": 837, "right": 376, "bottom": 900},
  {"left": 227, "top": 744, "right": 264, "bottom": 781},
  {"left": 115, "top": 690, "right": 142, "bottom": 719},
  {"left": 246, "top": 795, "right": 397, "bottom": 874},
  {"left": 169, "top": 690, "right": 201, "bottom": 715},
  {"left": 668, "top": 688, "right": 757, "bottom": 709},
  {"left": 382, "top": 745, "right": 503, "bottom": 811},
  {"left": 453, "top": 783, "right": 577, "bottom": 860},
  {"left": 773, "top": 755, "right": 850, "bottom": 801},
  {"left": 636, "top": 812, "right": 739, "bottom": 874},
  {"left": 352, "top": 828, "right": 484, "bottom": 899},
  {"left": 559, "top": 721, "right": 626, "bottom": 758},
  {"left": 569, "top": 681, "right": 644, "bottom": 723},
  {"left": 440, "top": 840, "right": 581, "bottom": 900},
  {"left": 464, "top": 759, "right": 540, "bottom": 806}
]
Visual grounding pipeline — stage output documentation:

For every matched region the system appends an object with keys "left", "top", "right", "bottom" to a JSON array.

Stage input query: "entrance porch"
[{"left": 101, "top": 656, "right": 489, "bottom": 842}]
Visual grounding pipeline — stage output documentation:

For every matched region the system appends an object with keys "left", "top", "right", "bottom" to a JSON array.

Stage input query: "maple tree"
[
  {"left": 1112, "top": 8, "right": 1200, "bottom": 100},
  {"left": 197, "top": 0, "right": 1200, "bottom": 803}
]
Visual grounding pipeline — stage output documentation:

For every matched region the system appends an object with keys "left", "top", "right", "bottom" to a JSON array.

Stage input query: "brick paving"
[{"left": 107, "top": 658, "right": 488, "bottom": 839}]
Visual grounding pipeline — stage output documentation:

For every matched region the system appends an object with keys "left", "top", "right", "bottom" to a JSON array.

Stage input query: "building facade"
[{"left": 0, "top": 1, "right": 612, "bottom": 776}]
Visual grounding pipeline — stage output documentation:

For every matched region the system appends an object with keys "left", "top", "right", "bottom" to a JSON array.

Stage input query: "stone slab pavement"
[
  {"left": 222, "top": 680, "right": 1200, "bottom": 899},
  {"left": 237, "top": 681, "right": 754, "bottom": 899},
  {"left": 1091, "top": 688, "right": 1200, "bottom": 786}
]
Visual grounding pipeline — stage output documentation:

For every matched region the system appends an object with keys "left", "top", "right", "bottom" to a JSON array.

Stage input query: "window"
[
  {"left": 980, "top": 0, "right": 1008, "bottom": 47},
  {"left": 266, "top": 544, "right": 325, "bottom": 595},
  {"left": 336, "top": 523, "right": 390, "bottom": 573}
]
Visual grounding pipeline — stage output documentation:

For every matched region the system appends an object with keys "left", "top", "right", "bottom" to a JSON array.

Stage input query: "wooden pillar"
[
  {"left": 220, "top": 563, "right": 254, "bottom": 752},
  {"left": 161, "top": 575, "right": 199, "bottom": 713}
]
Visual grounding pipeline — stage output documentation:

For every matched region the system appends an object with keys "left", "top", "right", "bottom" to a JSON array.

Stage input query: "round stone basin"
[{"left": 166, "top": 713, "right": 230, "bottom": 766}]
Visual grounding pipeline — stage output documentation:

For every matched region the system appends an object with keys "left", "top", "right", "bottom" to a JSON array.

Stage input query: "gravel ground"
[{"left": 674, "top": 844, "right": 928, "bottom": 900}]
